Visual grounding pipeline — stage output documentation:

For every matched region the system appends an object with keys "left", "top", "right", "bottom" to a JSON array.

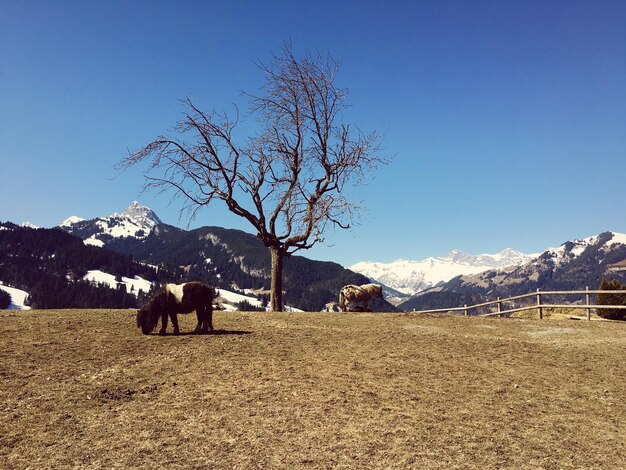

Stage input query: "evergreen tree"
[
  {"left": 237, "top": 299, "right": 266, "bottom": 312},
  {"left": 597, "top": 279, "right": 626, "bottom": 321}
]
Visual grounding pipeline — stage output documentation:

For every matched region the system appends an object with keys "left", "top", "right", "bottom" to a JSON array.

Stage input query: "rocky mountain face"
[
  {"left": 399, "top": 232, "right": 626, "bottom": 311},
  {"left": 61, "top": 201, "right": 162, "bottom": 247}
]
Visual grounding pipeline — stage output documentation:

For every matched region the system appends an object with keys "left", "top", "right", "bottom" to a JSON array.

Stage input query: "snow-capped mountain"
[
  {"left": 54, "top": 203, "right": 376, "bottom": 312},
  {"left": 60, "top": 201, "right": 163, "bottom": 247},
  {"left": 400, "top": 231, "right": 626, "bottom": 311},
  {"left": 59, "top": 216, "right": 85, "bottom": 227},
  {"left": 350, "top": 248, "right": 537, "bottom": 296},
  {"left": 117, "top": 201, "right": 162, "bottom": 230},
  {"left": 542, "top": 232, "right": 626, "bottom": 267},
  {"left": 20, "top": 222, "right": 39, "bottom": 229}
]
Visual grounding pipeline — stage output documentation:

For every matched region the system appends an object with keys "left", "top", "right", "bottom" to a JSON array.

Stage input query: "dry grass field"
[{"left": 1, "top": 309, "right": 624, "bottom": 469}]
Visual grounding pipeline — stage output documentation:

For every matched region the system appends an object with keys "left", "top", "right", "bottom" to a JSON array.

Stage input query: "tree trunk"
[{"left": 269, "top": 247, "right": 284, "bottom": 312}]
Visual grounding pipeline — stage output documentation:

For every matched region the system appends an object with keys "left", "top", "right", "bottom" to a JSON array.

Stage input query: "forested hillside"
[
  {"left": 105, "top": 224, "right": 383, "bottom": 311},
  {"left": 0, "top": 223, "right": 178, "bottom": 309}
]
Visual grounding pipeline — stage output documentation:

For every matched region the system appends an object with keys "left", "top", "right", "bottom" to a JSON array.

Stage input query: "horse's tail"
[{"left": 339, "top": 288, "right": 346, "bottom": 312}]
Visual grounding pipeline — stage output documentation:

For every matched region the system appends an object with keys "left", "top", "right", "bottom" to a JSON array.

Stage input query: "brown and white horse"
[
  {"left": 137, "top": 282, "right": 215, "bottom": 335},
  {"left": 338, "top": 283, "right": 383, "bottom": 312}
]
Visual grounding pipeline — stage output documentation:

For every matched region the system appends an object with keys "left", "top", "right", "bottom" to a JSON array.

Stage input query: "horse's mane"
[
  {"left": 359, "top": 284, "right": 382, "bottom": 296},
  {"left": 342, "top": 284, "right": 382, "bottom": 296}
]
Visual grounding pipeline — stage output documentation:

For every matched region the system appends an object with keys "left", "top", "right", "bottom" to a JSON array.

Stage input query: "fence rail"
[{"left": 411, "top": 288, "right": 626, "bottom": 320}]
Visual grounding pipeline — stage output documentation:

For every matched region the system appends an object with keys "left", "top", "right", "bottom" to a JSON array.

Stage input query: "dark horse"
[{"left": 137, "top": 282, "right": 215, "bottom": 335}]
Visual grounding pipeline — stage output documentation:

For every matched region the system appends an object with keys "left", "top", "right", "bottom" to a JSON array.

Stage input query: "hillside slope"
[
  {"left": 104, "top": 224, "right": 389, "bottom": 311},
  {"left": 2, "top": 309, "right": 623, "bottom": 469},
  {"left": 0, "top": 222, "right": 177, "bottom": 308},
  {"left": 59, "top": 202, "right": 393, "bottom": 311}
]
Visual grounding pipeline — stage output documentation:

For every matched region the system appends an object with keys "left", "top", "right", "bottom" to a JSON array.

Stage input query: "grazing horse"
[
  {"left": 137, "top": 282, "right": 215, "bottom": 335},
  {"left": 338, "top": 283, "right": 384, "bottom": 312}
]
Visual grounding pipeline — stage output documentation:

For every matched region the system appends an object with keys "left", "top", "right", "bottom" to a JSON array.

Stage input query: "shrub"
[
  {"left": 597, "top": 279, "right": 626, "bottom": 321},
  {"left": 0, "top": 290, "right": 11, "bottom": 309}
]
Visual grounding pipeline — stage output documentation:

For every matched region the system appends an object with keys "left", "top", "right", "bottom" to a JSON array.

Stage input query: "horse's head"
[{"left": 136, "top": 302, "right": 159, "bottom": 335}]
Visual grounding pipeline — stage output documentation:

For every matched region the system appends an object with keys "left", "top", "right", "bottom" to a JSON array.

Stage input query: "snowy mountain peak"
[
  {"left": 120, "top": 201, "right": 162, "bottom": 229},
  {"left": 543, "top": 231, "right": 626, "bottom": 267},
  {"left": 609, "top": 231, "right": 626, "bottom": 245},
  {"left": 402, "top": 230, "right": 626, "bottom": 311},
  {"left": 59, "top": 202, "right": 163, "bottom": 243},
  {"left": 20, "top": 222, "right": 39, "bottom": 229},
  {"left": 350, "top": 247, "right": 537, "bottom": 296},
  {"left": 60, "top": 216, "right": 86, "bottom": 227}
]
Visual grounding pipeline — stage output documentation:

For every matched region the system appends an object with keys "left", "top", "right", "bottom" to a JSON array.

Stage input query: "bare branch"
[{"left": 119, "top": 44, "right": 388, "bottom": 309}]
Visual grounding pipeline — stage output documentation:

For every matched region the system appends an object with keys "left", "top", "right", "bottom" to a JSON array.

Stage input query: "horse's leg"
[
  {"left": 158, "top": 311, "right": 168, "bottom": 335},
  {"left": 194, "top": 309, "right": 203, "bottom": 334},
  {"left": 170, "top": 312, "right": 180, "bottom": 335},
  {"left": 207, "top": 304, "right": 214, "bottom": 332},
  {"left": 197, "top": 305, "right": 210, "bottom": 334},
  {"left": 339, "top": 291, "right": 347, "bottom": 312}
]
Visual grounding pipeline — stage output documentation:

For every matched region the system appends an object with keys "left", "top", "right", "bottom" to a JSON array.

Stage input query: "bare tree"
[{"left": 121, "top": 45, "right": 386, "bottom": 311}]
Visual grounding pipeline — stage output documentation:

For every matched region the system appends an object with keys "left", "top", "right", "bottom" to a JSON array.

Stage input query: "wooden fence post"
[
  {"left": 464, "top": 304, "right": 468, "bottom": 316},
  {"left": 586, "top": 286, "right": 591, "bottom": 321},
  {"left": 497, "top": 297, "right": 502, "bottom": 316},
  {"left": 536, "top": 288, "right": 543, "bottom": 319}
]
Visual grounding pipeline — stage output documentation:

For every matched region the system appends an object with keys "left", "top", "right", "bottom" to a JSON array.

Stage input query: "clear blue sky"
[{"left": 2, "top": 1, "right": 625, "bottom": 266}]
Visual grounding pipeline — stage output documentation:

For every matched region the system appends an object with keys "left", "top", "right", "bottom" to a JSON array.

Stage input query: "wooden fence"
[{"left": 411, "top": 288, "right": 626, "bottom": 320}]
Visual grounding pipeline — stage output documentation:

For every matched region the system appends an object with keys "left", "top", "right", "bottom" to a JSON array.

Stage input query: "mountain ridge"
[
  {"left": 55, "top": 203, "right": 392, "bottom": 312},
  {"left": 399, "top": 231, "right": 626, "bottom": 311},
  {"left": 350, "top": 247, "right": 537, "bottom": 297}
]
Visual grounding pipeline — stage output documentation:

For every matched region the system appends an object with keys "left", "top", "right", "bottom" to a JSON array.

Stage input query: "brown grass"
[
  {"left": 511, "top": 307, "right": 603, "bottom": 321},
  {"left": 1, "top": 309, "right": 624, "bottom": 469}
]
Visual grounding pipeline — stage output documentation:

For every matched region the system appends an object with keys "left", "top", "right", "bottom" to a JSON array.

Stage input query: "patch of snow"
[
  {"left": 83, "top": 235, "right": 104, "bottom": 247},
  {"left": 123, "top": 276, "right": 152, "bottom": 295},
  {"left": 96, "top": 218, "right": 148, "bottom": 238},
  {"left": 83, "top": 270, "right": 151, "bottom": 296},
  {"left": 20, "top": 222, "right": 38, "bottom": 229},
  {"left": 0, "top": 283, "right": 31, "bottom": 310},
  {"left": 84, "top": 270, "right": 118, "bottom": 289},
  {"left": 220, "top": 302, "right": 239, "bottom": 312},
  {"left": 546, "top": 234, "right": 599, "bottom": 267},
  {"left": 60, "top": 216, "right": 85, "bottom": 227},
  {"left": 609, "top": 231, "right": 626, "bottom": 246},
  {"left": 284, "top": 305, "right": 304, "bottom": 313},
  {"left": 214, "top": 288, "right": 301, "bottom": 312},
  {"left": 139, "top": 262, "right": 160, "bottom": 271},
  {"left": 218, "top": 289, "right": 263, "bottom": 308}
]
